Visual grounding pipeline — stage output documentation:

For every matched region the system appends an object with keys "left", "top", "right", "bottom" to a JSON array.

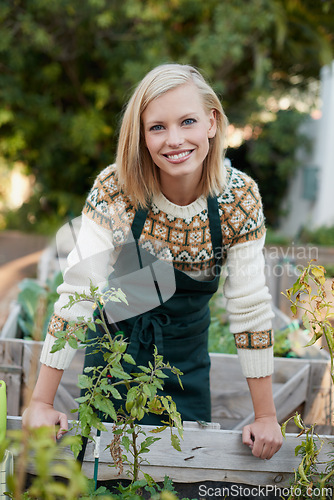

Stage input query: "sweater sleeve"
[
  {"left": 40, "top": 213, "right": 115, "bottom": 370},
  {"left": 223, "top": 234, "right": 274, "bottom": 378}
]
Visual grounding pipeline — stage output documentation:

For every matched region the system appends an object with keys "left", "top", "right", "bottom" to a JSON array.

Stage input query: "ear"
[{"left": 207, "top": 109, "right": 217, "bottom": 139}]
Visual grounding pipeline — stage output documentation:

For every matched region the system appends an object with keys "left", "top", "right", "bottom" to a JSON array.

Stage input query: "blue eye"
[
  {"left": 150, "top": 124, "right": 164, "bottom": 131},
  {"left": 183, "top": 118, "right": 196, "bottom": 126}
]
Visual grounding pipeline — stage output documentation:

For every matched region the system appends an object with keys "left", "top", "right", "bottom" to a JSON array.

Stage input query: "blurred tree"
[
  {"left": 0, "top": 0, "right": 333, "bottom": 232},
  {"left": 228, "top": 109, "right": 310, "bottom": 226}
]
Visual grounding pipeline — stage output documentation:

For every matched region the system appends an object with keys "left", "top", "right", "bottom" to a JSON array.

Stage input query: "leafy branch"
[
  {"left": 281, "top": 262, "right": 334, "bottom": 499},
  {"left": 50, "top": 282, "right": 184, "bottom": 484},
  {"left": 282, "top": 260, "right": 334, "bottom": 383}
]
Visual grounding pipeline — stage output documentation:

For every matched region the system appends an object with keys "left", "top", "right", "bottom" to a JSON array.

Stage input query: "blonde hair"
[{"left": 116, "top": 63, "right": 228, "bottom": 208}]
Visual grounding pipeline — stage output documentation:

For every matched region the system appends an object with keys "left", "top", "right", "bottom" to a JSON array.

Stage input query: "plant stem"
[{"left": 130, "top": 422, "right": 139, "bottom": 482}]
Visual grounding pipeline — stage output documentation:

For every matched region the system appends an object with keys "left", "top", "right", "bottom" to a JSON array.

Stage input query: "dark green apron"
[{"left": 83, "top": 196, "right": 223, "bottom": 425}]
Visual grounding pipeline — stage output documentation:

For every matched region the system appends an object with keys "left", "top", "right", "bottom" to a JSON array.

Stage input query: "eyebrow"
[{"left": 144, "top": 113, "right": 200, "bottom": 127}]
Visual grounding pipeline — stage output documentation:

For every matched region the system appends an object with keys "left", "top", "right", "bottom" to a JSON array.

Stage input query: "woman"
[{"left": 23, "top": 63, "right": 282, "bottom": 460}]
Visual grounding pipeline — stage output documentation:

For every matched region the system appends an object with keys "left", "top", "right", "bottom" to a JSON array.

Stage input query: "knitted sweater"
[{"left": 40, "top": 163, "right": 274, "bottom": 378}]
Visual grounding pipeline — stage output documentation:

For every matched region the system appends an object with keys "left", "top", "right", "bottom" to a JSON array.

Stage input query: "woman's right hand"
[
  {"left": 22, "top": 364, "right": 67, "bottom": 439},
  {"left": 22, "top": 401, "right": 68, "bottom": 440}
]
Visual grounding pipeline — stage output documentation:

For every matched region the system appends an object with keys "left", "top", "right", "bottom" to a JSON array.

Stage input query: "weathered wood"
[
  {"left": 210, "top": 354, "right": 333, "bottom": 429},
  {"left": 303, "top": 358, "right": 334, "bottom": 426},
  {"left": 0, "top": 302, "right": 20, "bottom": 339},
  {"left": 7, "top": 416, "right": 334, "bottom": 487},
  {"left": 0, "top": 341, "right": 23, "bottom": 415},
  {"left": 0, "top": 339, "right": 84, "bottom": 418},
  {"left": 1, "top": 340, "right": 333, "bottom": 430}
]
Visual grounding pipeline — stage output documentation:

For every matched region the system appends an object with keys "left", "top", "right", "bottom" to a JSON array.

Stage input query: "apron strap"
[
  {"left": 131, "top": 207, "right": 149, "bottom": 242},
  {"left": 207, "top": 195, "right": 223, "bottom": 263}
]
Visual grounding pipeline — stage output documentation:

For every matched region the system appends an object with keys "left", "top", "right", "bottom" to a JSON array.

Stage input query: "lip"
[{"left": 162, "top": 149, "right": 194, "bottom": 164}]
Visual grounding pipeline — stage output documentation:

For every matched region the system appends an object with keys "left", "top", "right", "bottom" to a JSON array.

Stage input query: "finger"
[
  {"left": 56, "top": 413, "right": 68, "bottom": 439},
  {"left": 242, "top": 425, "right": 254, "bottom": 447}
]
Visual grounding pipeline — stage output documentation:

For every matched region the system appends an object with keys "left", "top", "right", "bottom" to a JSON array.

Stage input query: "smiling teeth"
[{"left": 166, "top": 151, "right": 191, "bottom": 160}]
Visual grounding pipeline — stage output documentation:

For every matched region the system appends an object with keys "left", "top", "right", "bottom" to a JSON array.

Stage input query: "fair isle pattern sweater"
[
  {"left": 41, "top": 164, "right": 274, "bottom": 377},
  {"left": 84, "top": 164, "right": 266, "bottom": 271}
]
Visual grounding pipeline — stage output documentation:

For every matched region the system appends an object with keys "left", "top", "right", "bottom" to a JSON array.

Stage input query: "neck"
[{"left": 159, "top": 174, "right": 202, "bottom": 206}]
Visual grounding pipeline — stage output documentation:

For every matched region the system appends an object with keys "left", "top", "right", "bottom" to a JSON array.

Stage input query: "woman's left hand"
[{"left": 242, "top": 415, "right": 283, "bottom": 460}]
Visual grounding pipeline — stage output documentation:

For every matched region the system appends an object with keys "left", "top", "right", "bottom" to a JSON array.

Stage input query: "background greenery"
[{"left": 0, "top": 0, "right": 333, "bottom": 233}]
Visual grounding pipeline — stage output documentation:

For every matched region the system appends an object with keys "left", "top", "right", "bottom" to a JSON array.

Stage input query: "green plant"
[
  {"left": 281, "top": 414, "right": 330, "bottom": 500},
  {"left": 0, "top": 426, "right": 89, "bottom": 499},
  {"left": 2, "top": 281, "right": 185, "bottom": 499},
  {"left": 17, "top": 272, "right": 62, "bottom": 340},
  {"left": 281, "top": 261, "right": 334, "bottom": 498},
  {"left": 52, "top": 281, "right": 184, "bottom": 487}
]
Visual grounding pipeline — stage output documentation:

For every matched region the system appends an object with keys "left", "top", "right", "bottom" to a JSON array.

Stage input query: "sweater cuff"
[
  {"left": 237, "top": 346, "right": 274, "bottom": 378},
  {"left": 40, "top": 333, "right": 77, "bottom": 370}
]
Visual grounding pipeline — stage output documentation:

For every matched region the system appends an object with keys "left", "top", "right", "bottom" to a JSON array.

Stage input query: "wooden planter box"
[
  {"left": 5, "top": 416, "right": 334, "bottom": 490},
  {"left": 1, "top": 338, "right": 334, "bottom": 488},
  {"left": 0, "top": 338, "right": 333, "bottom": 428}
]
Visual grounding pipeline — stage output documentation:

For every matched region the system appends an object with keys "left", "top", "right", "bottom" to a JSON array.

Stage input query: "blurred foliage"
[
  {"left": 227, "top": 109, "right": 309, "bottom": 226},
  {"left": 17, "top": 272, "right": 62, "bottom": 340},
  {"left": 208, "top": 287, "right": 236, "bottom": 354},
  {"left": 0, "top": 0, "right": 333, "bottom": 231},
  {"left": 299, "top": 224, "right": 334, "bottom": 247},
  {"left": 264, "top": 226, "right": 292, "bottom": 246}
]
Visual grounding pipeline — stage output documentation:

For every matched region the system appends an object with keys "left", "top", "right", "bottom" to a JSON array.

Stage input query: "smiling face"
[{"left": 142, "top": 83, "right": 217, "bottom": 193}]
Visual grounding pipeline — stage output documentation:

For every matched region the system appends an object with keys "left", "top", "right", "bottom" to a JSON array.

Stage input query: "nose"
[{"left": 166, "top": 126, "right": 184, "bottom": 148}]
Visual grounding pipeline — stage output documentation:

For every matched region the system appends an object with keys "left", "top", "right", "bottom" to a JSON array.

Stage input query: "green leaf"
[
  {"left": 123, "top": 353, "right": 136, "bottom": 365},
  {"left": 109, "top": 386, "right": 122, "bottom": 400},
  {"left": 77, "top": 374, "right": 93, "bottom": 389},
  {"left": 290, "top": 304, "right": 297, "bottom": 316},
  {"left": 294, "top": 413, "right": 304, "bottom": 430},
  {"left": 121, "top": 435, "right": 130, "bottom": 452},
  {"left": 281, "top": 421, "right": 287, "bottom": 439},
  {"left": 93, "top": 395, "right": 117, "bottom": 421},
  {"left": 141, "top": 436, "right": 160, "bottom": 449},
  {"left": 75, "top": 394, "right": 90, "bottom": 404},
  {"left": 68, "top": 336, "right": 78, "bottom": 349},
  {"left": 150, "top": 425, "right": 168, "bottom": 434},
  {"left": 137, "top": 365, "right": 150, "bottom": 373},
  {"left": 50, "top": 338, "right": 66, "bottom": 353},
  {"left": 298, "top": 461, "right": 308, "bottom": 482},
  {"left": 171, "top": 433, "right": 181, "bottom": 452},
  {"left": 109, "top": 367, "right": 132, "bottom": 380},
  {"left": 70, "top": 435, "right": 83, "bottom": 459}
]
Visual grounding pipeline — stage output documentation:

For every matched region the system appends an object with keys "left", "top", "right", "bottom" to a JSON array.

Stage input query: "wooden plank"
[
  {"left": 7, "top": 416, "right": 334, "bottom": 487},
  {"left": 303, "top": 358, "right": 334, "bottom": 426},
  {"left": 210, "top": 354, "right": 333, "bottom": 428},
  {"left": 0, "top": 341, "right": 23, "bottom": 415},
  {"left": 2, "top": 340, "right": 333, "bottom": 429},
  {"left": 210, "top": 354, "right": 252, "bottom": 428},
  {"left": 0, "top": 339, "right": 85, "bottom": 418},
  {"left": 0, "top": 302, "right": 20, "bottom": 339}
]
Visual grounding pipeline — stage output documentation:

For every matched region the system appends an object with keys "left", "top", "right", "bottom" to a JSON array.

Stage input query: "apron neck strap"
[
  {"left": 207, "top": 195, "right": 223, "bottom": 262},
  {"left": 131, "top": 206, "right": 149, "bottom": 241}
]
